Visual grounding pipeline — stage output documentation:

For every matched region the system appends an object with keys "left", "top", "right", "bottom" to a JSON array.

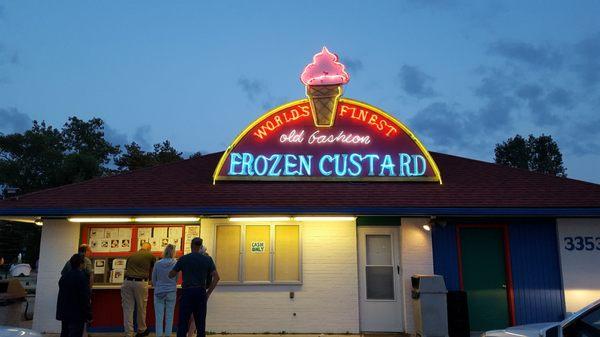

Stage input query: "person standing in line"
[
  {"left": 62, "top": 244, "right": 93, "bottom": 287},
  {"left": 186, "top": 244, "right": 210, "bottom": 337},
  {"left": 169, "top": 238, "right": 219, "bottom": 337},
  {"left": 56, "top": 254, "right": 92, "bottom": 337},
  {"left": 152, "top": 244, "right": 178, "bottom": 337},
  {"left": 121, "top": 242, "right": 155, "bottom": 337}
]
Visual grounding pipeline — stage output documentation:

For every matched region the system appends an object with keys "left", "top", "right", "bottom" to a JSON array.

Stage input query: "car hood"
[
  {"left": 0, "top": 326, "right": 42, "bottom": 337},
  {"left": 485, "top": 322, "right": 558, "bottom": 336}
]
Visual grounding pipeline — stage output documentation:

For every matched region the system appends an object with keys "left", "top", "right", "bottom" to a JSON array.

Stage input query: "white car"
[
  {"left": 483, "top": 299, "right": 600, "bottom": 337},
  {"left": 0, "top": 326, "right": 41, "bottom": 337}
]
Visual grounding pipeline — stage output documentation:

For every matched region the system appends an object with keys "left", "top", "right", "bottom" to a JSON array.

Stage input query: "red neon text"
[
  {"left": 339, "top": 104, "right": 398, "bottom": 137},
  {"left": 253, "top": 106, "right": 311, "bottom": 140}
]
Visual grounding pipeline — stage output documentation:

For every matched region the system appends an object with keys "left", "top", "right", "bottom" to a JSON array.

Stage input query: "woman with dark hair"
[{"left": 56, "top": 253, "right": 92, "bottom": 337}]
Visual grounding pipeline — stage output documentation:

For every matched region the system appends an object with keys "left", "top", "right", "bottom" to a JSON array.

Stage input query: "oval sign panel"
[
  {"left": 214, "top": 47, "right": 441, "bottom": 183},
  {"left": 213, "top": 98, "right": 441, "bottom": 183}
]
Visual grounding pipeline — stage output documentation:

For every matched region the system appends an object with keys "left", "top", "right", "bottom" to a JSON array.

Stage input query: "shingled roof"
[{"left": 1, "top": 151, "right": 600, "bottom": 217}]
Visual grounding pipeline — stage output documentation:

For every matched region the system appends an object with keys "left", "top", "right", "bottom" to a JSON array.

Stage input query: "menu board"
[
  {"left": 184, "top": 225, "right": 200, "bottom": 254},
  {"left": 137, "top": 226, "right": 184, "bottom": 252},
  {"left": 89, "top": 227, "right": 133, "bottom": 253},
  {"left": 87, "top": 224, "right": 191, "bottom": 285}
]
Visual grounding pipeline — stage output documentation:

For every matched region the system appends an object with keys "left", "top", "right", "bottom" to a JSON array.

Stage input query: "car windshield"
[{"left": 564, "top": 303, "right": 600, "bottom": 337}]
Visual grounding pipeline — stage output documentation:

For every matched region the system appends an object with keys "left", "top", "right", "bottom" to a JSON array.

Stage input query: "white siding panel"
[
  {"left": 400, "top": 218, "right": 434, "bottom": 334},
  {"left": 557, "top": 218, "right": 600, "bottom": 313},
  {"left": 32, "top": 219, "right": 81, "bottom": 333},
  {"left": 201, "top": 219, "right": 360, "bottom": 333}
]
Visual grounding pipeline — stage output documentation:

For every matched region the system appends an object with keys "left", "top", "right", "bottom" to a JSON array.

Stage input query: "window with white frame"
[{"left": 215, "top": 223, "right": 301, "bottom": 284}]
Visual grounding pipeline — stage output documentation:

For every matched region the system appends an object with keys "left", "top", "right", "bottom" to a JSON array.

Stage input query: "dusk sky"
[{"left": 1, "top": 1, "right": 599, "bottom": 182}]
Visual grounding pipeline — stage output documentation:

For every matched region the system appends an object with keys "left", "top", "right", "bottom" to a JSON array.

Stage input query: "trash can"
[
  {"left": 0, "top": 279, "right": 27, "bottom": 326},
  {"left": 412, "top": 274, "right": 449, "bottom": 337},
  {"left": 447, "top": 291, "right": 469, "bottom": 337}
]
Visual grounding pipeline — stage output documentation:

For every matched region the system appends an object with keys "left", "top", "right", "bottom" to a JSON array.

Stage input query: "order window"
[{"left": 215, "top": 224, "right": 301, "bottom": 283}]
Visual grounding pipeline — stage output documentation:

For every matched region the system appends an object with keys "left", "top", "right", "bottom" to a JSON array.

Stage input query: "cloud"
[
  {"left": 104, "top": 125, "right": 128, "bottom": 147},
  {"left": 562, "top": 118, "right": 600, "bottom": 155},
  {"left": 343, "top": 57, "right": 364, "bottom": 74},
  {"left": 546, "top": 87, "right": 575, "bottom": 109},
  {"left": 402, "top": 0, "right": 458, "bottom": 10},
  {"left": 261, "top": 96, "right": 288, "bottom": 111},
  {"left": 0, "top": 108, "right": 31, "bottom": 134},
  {"left": 133, "top": 125, "right": 152, "bottom": 149},
  {"left": 572, "top": 33, "right": 600, "bottom": 88},
  {"left": 237, "top": 77, "right": 265, "bottom": 102},
  {"left": 473, "top": 69, "right": 518, "bottom": 130},
  {"left": 409, "top": 102, "right": 473, "bottom": 150},
  {"left": 489, "top": 40, "right": 563, "bottom": 69},
  {"left": 398, "top": 65, "right": 437, "bottom": 98}
]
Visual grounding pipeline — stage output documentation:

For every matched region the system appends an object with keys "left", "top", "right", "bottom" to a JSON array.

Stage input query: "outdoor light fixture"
[
  {"left": 34, "top": 219, "right": 43, "bottom": 226},
  {"left": 68, "top": 217, "right": 202, "bottom": 223},
  {"left": 134, "top": 217, "right": 200, "bottom": 222},
  {"left": 293, "top": 216, "right": 356, "bottom": 222},
  {"left": 422, "top": 224, "right": 431, "bottom": 231},
  {"left": 68, "top": 217, "right": 133, "bottom": 223},
  {"left": 228, "top": 217, "right": 292, "bottom": 222}
]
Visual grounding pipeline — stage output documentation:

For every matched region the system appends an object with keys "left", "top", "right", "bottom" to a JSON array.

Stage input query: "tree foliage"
[
  {"left": 0, "top": 117, "right": 186, "bottom": 197},
  {"left": 0, "top": 118, "right": 121, "bottom": 196},
  {"left": 115, "top": 140, "right": 183, "bottom": 172},
  {"left": 494, "top": 134, "right": 567, "bottom": 177}
]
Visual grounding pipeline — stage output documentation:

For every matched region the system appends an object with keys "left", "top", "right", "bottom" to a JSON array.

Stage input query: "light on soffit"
[
  {"left": 68, "top": 217, "right": 133, "bottom": 223},
  {"left": 229, "top": 217, "right": 292, "bottom": 222},
  {"left": 294, "top": 216, "right": 356, "bottom": 222},
  {"left": 134, "top": 217, "right": 200, "bottom": 222}
]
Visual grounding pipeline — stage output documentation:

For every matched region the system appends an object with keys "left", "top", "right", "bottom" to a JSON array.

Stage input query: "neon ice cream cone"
[{"left": 301, "top": 47, "right": 350, "bottom": 127}]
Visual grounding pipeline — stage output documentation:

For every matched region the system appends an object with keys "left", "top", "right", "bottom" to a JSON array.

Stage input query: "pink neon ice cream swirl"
[{"left": 301, "top": 47, "right": 350, "bottom": 86}]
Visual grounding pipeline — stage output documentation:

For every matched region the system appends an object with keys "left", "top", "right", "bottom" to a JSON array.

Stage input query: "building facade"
[{"left": 1, "top": 48, "right": 600, "bottom": 334}]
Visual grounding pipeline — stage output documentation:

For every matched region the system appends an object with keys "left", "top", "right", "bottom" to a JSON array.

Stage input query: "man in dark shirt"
[
  {"left": 56, "top": 254, "right": 92, "bottom": 337},
  {"left": 122, "top": 242, "right": 155, "bottom": 337},
  {"left": 169, "top": 237, "right": 219, "bottom": 337}
]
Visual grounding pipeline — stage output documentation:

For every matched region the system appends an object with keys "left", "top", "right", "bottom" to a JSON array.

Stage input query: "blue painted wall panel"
[
  {"left": 432, "top": 223, "right": 460, "bottom": 291},
  {"left": 509, "top": 222, "right": 565, "bottom": 324}
]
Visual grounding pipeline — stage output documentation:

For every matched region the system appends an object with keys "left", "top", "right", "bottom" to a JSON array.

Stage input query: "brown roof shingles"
[{"left": 1, "top": 151, "right": 599, "bottom": 216}]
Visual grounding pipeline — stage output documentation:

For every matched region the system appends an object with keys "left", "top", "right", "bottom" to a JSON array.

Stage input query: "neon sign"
[{"left": 213, "top": 48, "right": 441, "bottom": 183}]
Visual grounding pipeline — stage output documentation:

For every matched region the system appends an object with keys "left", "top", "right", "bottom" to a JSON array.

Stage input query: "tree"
[
  {"left": 60, "top": 117, "right": 121, "bottom": 183},
  {"left": 0, "top": 121, "right": 65, "bottom": 195},
  {"left": 494, "top": 134, "right": 566, "bottom": 177},
  {"left": 115, "top": 140, "right": 183, "bottom": 171},
  {"left": 0, "top": 117, "right": 121, "bottom": 196},
  {"left": 153, "top": 140, "right": 183, "bottom": 165},
  {"left": 113, "top": 142, "right": 155, "bottom": 171}
]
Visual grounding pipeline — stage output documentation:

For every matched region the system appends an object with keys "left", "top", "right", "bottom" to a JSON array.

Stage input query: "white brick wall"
[
  {"left": 32, "top": 219, "right": 81, "bottom": 333},
  {"left": 400, "top": 218, "right": 434, "bottom": 334},
  {"left": 557, "top": 218, "right": 600, "bottom": 313},
  {"left": 200, "top": 219, "right": 360, "bottom": 333}
]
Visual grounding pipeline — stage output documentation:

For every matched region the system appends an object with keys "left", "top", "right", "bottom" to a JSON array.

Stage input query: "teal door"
[{"left": 459, "top": 227, "right": 510, "bottom": 331}]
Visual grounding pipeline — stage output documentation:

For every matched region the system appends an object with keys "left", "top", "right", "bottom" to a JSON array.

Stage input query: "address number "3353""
[{"left": 564, "top": 236, "right": 600, "bottom": 251}]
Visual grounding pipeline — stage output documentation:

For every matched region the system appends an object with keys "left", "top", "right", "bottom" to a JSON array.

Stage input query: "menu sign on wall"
[{"left": 214, "top": 48, "right": 441, "bottom": 183}]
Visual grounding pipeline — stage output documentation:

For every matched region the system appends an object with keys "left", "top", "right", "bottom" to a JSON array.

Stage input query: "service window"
[
  {"left": 215, "top": 223, "right": 301, "bottom": 284},
  {"left": 215, "top": 225, "right": 241, "bottom": 282},
  {"left": 275, "top": 225, "right": 300, "bottom": 282}
]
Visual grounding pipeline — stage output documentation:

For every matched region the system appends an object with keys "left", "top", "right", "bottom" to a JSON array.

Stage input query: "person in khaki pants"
[{"left": 121, "top": 242, "right": 155, "bottom": 337}]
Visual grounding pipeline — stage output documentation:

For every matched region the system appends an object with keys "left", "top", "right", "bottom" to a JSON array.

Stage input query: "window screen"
[
  {"left": 216, "top": 225, "right": 241, "bottom": 282},
  {"left": 244, "top": 225, "right": 271, "bottom": 281},
  {"left": 215, "top": 224, "right": 301, "bottom": 283},
  {"left": 275, "top": 225, "right": 300, "bottom": 281}
]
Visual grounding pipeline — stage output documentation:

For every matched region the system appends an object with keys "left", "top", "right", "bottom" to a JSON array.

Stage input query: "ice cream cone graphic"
[{"left": 301, "top": 47, "right": 350, "bottom": 127}]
